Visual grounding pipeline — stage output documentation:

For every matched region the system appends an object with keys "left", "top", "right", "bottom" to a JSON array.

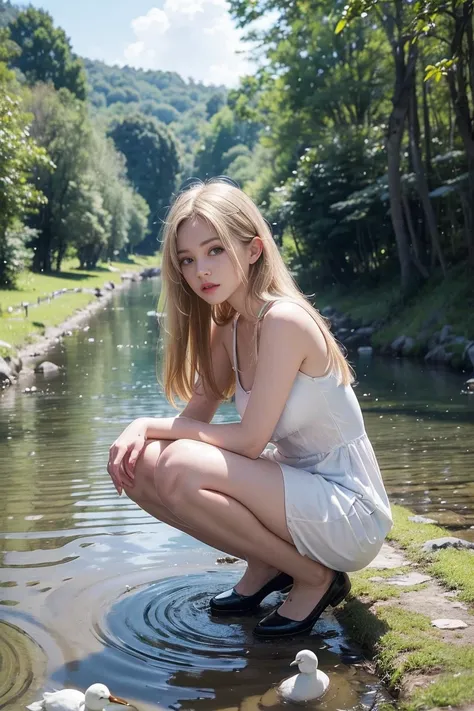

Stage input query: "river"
[{"left": 1, "top": 278, "right": 473, "bottom": 711}]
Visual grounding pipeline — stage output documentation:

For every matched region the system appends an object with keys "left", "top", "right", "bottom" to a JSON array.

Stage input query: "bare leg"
[
  {"left": 134, "top": 439, "right": 334, "bottom": 620},
  {"left": 123, "top": 441, "right": 257, "bottom": 562}
]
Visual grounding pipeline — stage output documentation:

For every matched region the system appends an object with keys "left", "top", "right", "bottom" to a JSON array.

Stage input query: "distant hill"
[
  {"left": 84, "top": 58, "right": 227, "bottom": 168},
  {"left": 1, "top": 2, "right": 227, "bottom": 170}
]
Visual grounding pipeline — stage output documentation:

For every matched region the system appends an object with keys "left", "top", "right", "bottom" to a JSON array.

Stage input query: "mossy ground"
[
  {"left": 336, "top": 505, "right": 474, "bottom": 710},
  {"left": 0, "top": 254, "right": 160, "bottom": 351},
  {"left": 388, "top": 505, "right": 474, "bottom": 604},
  {"left": 313, "top": 264, "right": 474, "bottom": 346}
]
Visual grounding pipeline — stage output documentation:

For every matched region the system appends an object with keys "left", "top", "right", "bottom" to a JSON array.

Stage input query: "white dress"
[{"left": 232, "top": 302, "right": 393, "bottom": 572}]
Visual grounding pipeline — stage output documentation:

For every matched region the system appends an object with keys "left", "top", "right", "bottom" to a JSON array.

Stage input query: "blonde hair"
[{"left": 160, "top": 178, "right": 354, "bottom": 405}]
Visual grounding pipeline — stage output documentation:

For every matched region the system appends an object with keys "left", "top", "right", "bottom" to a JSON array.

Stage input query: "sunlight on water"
[{"left": 0, "top": 279, "right": 472, "bottom": 710}]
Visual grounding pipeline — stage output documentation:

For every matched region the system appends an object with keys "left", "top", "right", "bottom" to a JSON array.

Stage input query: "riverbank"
[
  {"left": 337, "top": 505, "right": 474, "bottom": 711},
  {"left": 0, "top": 255, "right": 160, "bottom": 387},
  {"left": 316, "top": 267, "right": 474, "bottom": 378}
]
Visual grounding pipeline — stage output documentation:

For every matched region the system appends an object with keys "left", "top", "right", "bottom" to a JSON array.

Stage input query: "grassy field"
[{"left": 0, "top": 254, "right": 160, "bottom": 351}]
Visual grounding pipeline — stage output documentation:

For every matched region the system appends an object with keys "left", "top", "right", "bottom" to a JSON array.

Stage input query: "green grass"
[
  {"left": 314, "top": 264, "right": 474, "bottom": 344},
  {"left": 387, "top": 505, "right": 474, "bottom": 604},
  {"left": 316, "top": 281, "right": 401, "bottom": 327},
  {"left": 0, "top": 254, "right": 160, "bottom": 350},
  {"left": 335, "top": 504, "right": 474, "bottom": 709},
  {"left": 337, "top": 599, "right": 474, "bottom": 705},
  {"left": 404, "top": 672, "right": 474, "bottom": 710}
]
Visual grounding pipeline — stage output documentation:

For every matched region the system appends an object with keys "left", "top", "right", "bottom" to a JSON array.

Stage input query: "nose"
[{"left": 196, "top": 260, "right": 211, "bottom": 278}]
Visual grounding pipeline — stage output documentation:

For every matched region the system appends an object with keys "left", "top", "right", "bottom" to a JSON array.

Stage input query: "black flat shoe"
[
  {"left": 253, "top": 571, "right": 351, "bottom": 638},
  {"left": 209, "top": 572, "right": 293, "bottom": 615}
]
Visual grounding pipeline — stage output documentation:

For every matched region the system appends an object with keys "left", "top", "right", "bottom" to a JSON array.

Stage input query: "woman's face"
[{"left": 176, "top": 216, "right": 260, "bottom": 305}]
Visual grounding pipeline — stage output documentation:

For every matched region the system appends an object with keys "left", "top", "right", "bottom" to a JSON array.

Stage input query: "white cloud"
[{"left": 123, "top": 2, "right": 256, "bottom": 86}]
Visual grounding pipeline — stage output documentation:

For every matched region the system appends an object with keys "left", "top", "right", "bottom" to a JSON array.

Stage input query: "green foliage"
[
  {"left": 227, "top": 0, "right": 474, "bottom": 297},
  {"left": 0, "top": 223, "right": 37, "bottom": 288},
  {"left": 0, "top": 79, "right": 50, "bottom": 286},
  {"left": 84, "top": 59, "right": 226, "bottom": 160},
  {"left": 0, "top": 1, "right": 17, "bottom": 29},
  {"left": 272, "top": 128, "right": 389, "bottom": 288},
  {"left": 194, "top": 105, "right": 260, "bottom": 180},
  {"left": 108, "top": 114, "right": 180, "bottom": 250},
  {"left": 8, "top": 8, "right": 87, "bottom": 99},
  {"left": 206, "top": 92, "right": 225, "bottom": 119},
  {"left": 0, "top": 91, "right": 49, "bottom": 228}
]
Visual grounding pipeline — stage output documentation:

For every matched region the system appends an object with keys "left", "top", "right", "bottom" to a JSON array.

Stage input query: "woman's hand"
[{"left": 107, "top": 418, "right": 149, "bottom": 495}]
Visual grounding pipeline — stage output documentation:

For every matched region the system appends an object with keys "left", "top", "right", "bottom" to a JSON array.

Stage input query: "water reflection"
[{"left": 0, "top": 279, "right": 472, "bottom": 709}]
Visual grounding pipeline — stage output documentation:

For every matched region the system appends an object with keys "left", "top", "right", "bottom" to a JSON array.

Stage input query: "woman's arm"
[
  {"left": 108, "top": 321, "right": 234, "bottom": 488},
  {"left": 144, "top": 303, "right": 328, "bottom": 458}
]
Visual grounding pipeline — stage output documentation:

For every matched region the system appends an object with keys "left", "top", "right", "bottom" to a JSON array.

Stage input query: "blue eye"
[
  {"left": 210, "top": 247, "right": 224, "bottom": 256},
  {"left": 179, "top": 257, "right": 192, "bottom": 267}
]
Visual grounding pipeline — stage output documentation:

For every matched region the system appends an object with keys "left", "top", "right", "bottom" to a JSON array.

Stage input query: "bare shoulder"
[
  {"left": 262, "top": 301, "right": 328, "bottom": 370},
  {"left": 263, "top": 300, "right": 318, "bottom": 333}
]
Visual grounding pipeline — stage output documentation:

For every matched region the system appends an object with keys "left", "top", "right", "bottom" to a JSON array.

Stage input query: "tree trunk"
[
  {"left": 446, "top": 3, "right": 474, "bottom": 263},
  {"left": 408, "top": 80, "right": 447, "bottom": 275},
  {"left": 385, "top": 37, "right": 419, "bottom": 296},
  {"left": 402, "top": 191, "right": 429, "bottom": 279},
  {"left": 421, "top": 64, "right": 433, "bottom": 177},
  {"left": 290, "top": 226, "right": 307, "bottom": 271}
]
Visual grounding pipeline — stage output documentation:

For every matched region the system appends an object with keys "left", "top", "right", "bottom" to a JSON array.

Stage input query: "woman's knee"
[
  {"left": 155, "top": 439, "right": 202, "bottom": 507},
  {"left": 126, "top": 439, "right": 170, "bottom": 500}
]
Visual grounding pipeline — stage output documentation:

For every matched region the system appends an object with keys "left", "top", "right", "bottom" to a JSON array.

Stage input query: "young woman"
[{"left": 107, "top": 178, "right": 392, "bottom": 638}]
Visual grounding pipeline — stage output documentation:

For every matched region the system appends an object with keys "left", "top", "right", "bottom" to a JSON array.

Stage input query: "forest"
[{"left": 0, "top": 0, "right": 473, "bottom": 317}]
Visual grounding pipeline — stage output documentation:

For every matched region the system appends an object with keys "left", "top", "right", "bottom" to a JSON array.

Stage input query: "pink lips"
[{"left": 201, "top": 283, "right": 219, "bottom": 292}]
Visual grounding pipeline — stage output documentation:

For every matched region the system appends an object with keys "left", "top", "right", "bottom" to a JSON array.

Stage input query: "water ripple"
[
  {"left": 0, "top": 621, "right": 46, "bottom": 708},
  {"left": 93, "top": 574, "right": 252, "bottom": 675}
]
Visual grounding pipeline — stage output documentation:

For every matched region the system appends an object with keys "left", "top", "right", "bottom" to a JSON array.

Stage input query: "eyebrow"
[{"left": 177, "top": 237, "right": 221, "bottom": 255}]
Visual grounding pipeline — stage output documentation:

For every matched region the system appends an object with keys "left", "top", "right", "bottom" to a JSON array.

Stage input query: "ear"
[{"left": 249, "top": 236, "right": 264, "bottom": 264}]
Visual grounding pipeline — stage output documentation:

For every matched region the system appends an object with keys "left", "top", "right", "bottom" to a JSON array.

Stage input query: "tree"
[
  {"left": 26, "top": 84, "right": 91, "bottom": 272},
  {"left": 8, "top": 8, "right": 87, "bottom": 99},
  {"left": 206, "top": 93, "right": 225, "bottom": 119},
  {"left": 0, "top": 35, "right": 49, "bottom": 286},
  {"left": 108, "top": 115, "right": 181, "bottom": 251},
  {"left": 0, "top": 1, "right": 17, "bottom": 28},
  {"left": 337, "top": 0, "right": 474, "bottom": 274}
]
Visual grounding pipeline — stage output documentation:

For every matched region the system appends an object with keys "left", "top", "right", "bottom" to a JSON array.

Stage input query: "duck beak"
[
  {"left": 108, "top": 695, "right": 129, "bottom": 706},
  {"left": 290, "top": 660, "right": 298, "bottom": 667}
]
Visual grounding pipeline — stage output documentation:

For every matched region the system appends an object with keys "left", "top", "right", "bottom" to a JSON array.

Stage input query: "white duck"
[
  {"left": 26, "top": 683, "right": 130, "bottom": 711},
  {"left": 277, "top": 650, "right": 329, "bottom": 703}
]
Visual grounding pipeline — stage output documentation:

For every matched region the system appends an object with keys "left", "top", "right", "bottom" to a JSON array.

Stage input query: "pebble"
[
  {"left": 431, "top": 618, "right": 468, "bottom": 630},
  {"left": 422, "top": 537, "right": 474, "bottom": 553},
  {"left": 369, "top": 572, "right": 431, "bottom": 586},
  {"left": 408, "top": 515, "right": 437, "bottom": 524}
]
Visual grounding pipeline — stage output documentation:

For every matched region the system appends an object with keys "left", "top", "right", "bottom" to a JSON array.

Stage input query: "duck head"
[
  {"left": 84, "top": 684, "right": 129, "bottom": 711},
  {"left": 290, "top": 649, "right": 319, "bottom": 674}
]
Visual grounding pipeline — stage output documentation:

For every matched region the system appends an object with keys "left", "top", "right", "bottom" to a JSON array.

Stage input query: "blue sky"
[{"left": 27, "top": 0, "right": 257, "bottom": 86}]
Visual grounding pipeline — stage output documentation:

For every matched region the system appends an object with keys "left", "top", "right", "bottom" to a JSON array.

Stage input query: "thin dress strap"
[
  {"left": 233, "top": 300, "right": 285, "bottom": 391},
  {"left": 232, "top": 313, "right": 240, "bottom": 374},
  {"left": 257, "top": 300, "right": 275, "bottom": 320}
]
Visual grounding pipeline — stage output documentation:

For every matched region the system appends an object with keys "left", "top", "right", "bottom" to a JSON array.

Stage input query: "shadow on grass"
[
  {"left": 334, "top": 596, "right": 390, "bottom": 660},
  {"left": 51, "top": 269, "right": 108, "bottom": 281},
  {"left": 32, "top": 322, "right": 45, "bottom": 329}
]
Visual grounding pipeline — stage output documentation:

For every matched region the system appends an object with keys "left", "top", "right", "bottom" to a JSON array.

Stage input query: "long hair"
[{"left": 160, "top": 178, "right": 354, "bottom": 406}]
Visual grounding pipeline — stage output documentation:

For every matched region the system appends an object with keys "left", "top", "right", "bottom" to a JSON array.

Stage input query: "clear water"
[{"left": 1, "top": 278, "right": 472, "bottom": 710}]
